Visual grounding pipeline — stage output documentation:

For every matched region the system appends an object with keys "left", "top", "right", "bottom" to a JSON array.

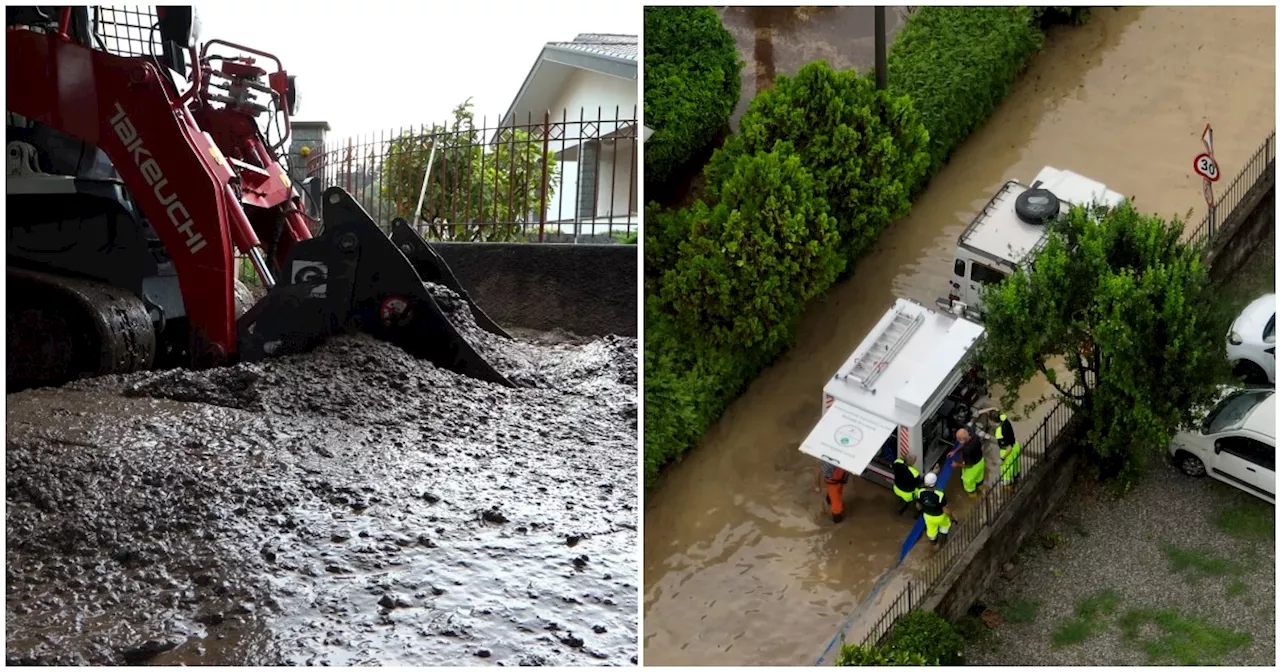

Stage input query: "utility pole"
[{"left": 874, "top": 6, "right": 887, "bottom": 90}]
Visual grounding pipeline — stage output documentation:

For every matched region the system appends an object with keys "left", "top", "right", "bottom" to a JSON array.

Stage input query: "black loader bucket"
[
  {"left": 388, "top": 218, "right": 513, "bottom": 340},
  {"left": 236, "top": 187, "right": 514, "bottom": 387}
]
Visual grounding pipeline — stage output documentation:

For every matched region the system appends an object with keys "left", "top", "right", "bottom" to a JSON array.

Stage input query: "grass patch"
[
  {"left": 1211, "top": 492, "right": 1275, "bottom": 543},
  {"left": 1050, "top": 618, "right": 1098, "bottom": 648},
  {"left": 1225, "top": 579, "right": 1248, "bottom": 598},
  {"left": 1001, "top": 597, "right": 1041, "bottom": 624},
  {"left": 1050, "top": 589, "right": 1122, "bottom": 648},
  {"left": 1160, "top": 543, "right": 1246, "bottom": 582},
  {"left": 1117, "top": 607, "right": 1252, "bottom": 665},
  {"left": 1075, "top": 589, "right": 1122, "bottom": 619}
]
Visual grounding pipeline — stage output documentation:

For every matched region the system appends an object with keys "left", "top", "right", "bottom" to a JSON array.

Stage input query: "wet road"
[
  {"left": 718, "top": 6, "right": 908, "bottom": 130},
  {"left": 7, "top": 330, "right": 638, "bottom": 665},
  {"left": 643, "top": 6, "right": 1276, "bottom": 666}
]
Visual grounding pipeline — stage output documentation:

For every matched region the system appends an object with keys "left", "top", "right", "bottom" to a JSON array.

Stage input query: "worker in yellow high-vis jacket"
[{"left": 996, "top": 411, "right": 1022, "bottom": 488}]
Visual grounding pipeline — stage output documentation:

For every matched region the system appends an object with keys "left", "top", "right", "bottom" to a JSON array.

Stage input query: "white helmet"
[{"left": 924, "top": 472, "right": 938, "bottom": 488}]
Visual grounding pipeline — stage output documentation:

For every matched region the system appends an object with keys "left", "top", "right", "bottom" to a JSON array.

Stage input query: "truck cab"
[
  {"left": 938, "top": 166, "right": 1126, "bottom": 319},
  {"left": 800, "top": 298, "right": 990, "bottom": 488}
]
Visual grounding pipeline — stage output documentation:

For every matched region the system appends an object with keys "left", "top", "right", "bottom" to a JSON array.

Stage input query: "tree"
[
  {"left": 704, "top": 61, "right": 931, "bottom": 259},
  {"left": 380, "top": 99, "right": 559, "bottom": 242},
  {"left": 978, "top": 201, "right": 1231, "bottom": 488},
  {"left": 657, "top": 142, "right": 844, "bottom": 352}
]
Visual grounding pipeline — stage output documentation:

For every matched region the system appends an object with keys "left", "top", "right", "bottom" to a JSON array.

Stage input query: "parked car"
[
  {"left": 1227, "top": 293, "right": 1275, "bottom": 385},
  {"left": 1169, "top": 387, "right": 1275, "bottom": 504}
]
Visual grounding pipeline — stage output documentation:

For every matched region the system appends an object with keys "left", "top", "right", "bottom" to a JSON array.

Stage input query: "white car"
[
  {"left": 1169, "top": 387, "right": 1275, "bottom": 504},
  {"left": 1227, "top": 294, "right": 1276, "bottom": 385}
]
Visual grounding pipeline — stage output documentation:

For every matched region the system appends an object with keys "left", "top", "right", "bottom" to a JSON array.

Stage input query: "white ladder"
[{"left": 843, "top": 307, "right": 923, "bottom": 389}]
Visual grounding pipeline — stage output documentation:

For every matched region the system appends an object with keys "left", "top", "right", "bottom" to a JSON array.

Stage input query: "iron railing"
[
  {"left": 299, "top": 107, "right": 640, "bottom": 243},
  {"left": 853, "top": 130, "right": 1276, "bottom": 651},
  {"left": 856, "top": 381, "right": 1085, "bottom": 648},
  {"left": 1185, "top": 130, "right": 1276, "bottom": 246}
]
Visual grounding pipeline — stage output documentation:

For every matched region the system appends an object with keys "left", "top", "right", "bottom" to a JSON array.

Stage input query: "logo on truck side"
[{"left": 109, "top": 103, "right": 208, "bottom": 254}]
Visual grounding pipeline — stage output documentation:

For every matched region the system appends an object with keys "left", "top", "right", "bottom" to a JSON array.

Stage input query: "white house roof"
[
  {"left": 546, "top": 33, "right": 638, "bottom": 62},
  {"left": 494, "top": 33, "right": 638, "bottom": 140}
]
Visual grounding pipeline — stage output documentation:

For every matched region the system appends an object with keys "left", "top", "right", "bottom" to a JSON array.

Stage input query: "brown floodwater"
[{"left": 643, "top": 6, "right": 1276, "bottom": 666}]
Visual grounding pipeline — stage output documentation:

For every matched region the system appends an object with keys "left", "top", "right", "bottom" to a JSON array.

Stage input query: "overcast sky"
[{"left": 197, "top": 1, "right": 637, "bottom": 142}]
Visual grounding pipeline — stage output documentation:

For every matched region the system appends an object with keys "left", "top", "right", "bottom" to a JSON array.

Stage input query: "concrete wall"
[
  {"left": 433, "top": 242, "right": 636, "bottom": 337},
  {"left": 918, "top": 159, "right": 1277, "bottom": 622}
]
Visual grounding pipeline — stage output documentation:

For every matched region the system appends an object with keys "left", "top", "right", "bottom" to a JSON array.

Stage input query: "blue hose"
[{"left": 814, "top": 446, "right": 959, "bottom": 665}]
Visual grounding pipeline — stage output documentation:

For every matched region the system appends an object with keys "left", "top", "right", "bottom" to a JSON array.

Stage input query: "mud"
[
  {"left": 7, "top": 326, "right": 638, "bottom": 665},
  {"left": 643, "top": 6, "right": 1275, "bottom": 666}
]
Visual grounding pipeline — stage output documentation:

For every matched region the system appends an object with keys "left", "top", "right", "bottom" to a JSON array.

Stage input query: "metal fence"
[
  {"left": 299, "top": 107, "right": 640, "bottom": 243},
  {"left": 1185, "top": 130, "right": 1276, "bottom": 246},
  {"left": 853, "top": 128, "right": 1278, "bottom": 652},
  {"left": 857, "top": 382, "right": 1085, "bottom": 648}
]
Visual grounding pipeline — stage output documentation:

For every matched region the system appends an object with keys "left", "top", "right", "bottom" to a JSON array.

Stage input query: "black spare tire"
[{"left": 1014, "top": 188, "right": 1061, "bottom": 225}]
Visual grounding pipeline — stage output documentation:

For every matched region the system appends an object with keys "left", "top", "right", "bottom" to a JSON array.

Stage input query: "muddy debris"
[{"left": 7, "top": 328, "right": 637, "bottom": 666}]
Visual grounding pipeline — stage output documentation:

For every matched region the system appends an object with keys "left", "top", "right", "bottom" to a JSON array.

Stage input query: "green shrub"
[
  {"left": 705, "top": 61, "right": 930, "bottom": 257},
  {"left": 644, "top": 6, "right": 742, "bottom": 187},
  {"left": 658, "top": 143, "right": 844, "bottom": 351},
  {"left": 644, "top": 202, "right": 694, "bottom": 280},
  {"left": 643, "top": 301, "right": 775, "bottom": 487},
  {"left": 887, "top": 6, "right": 1046, "bottom": 178},
  {"left": 836, "top": 643, "right": 936, "bottom": 666},
  {"left": 884, "top": 610, "right": 966, "bottom": 666}
]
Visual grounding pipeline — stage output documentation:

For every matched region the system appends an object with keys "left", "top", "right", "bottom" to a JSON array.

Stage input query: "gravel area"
[{"left": 968, "top": 462, "right": 1275, "bottom": 666}]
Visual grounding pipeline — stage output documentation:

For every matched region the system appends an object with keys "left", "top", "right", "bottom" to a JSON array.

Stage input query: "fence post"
[{"left": 538, "top": 110, "right": 551, "bottom": 243}]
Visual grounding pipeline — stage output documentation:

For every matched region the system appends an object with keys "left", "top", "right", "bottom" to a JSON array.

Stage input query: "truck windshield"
[{"left": 1204, "top": 389, "right": 1273, "bottom": 435}]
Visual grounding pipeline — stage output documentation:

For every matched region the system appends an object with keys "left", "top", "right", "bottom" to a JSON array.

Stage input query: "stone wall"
[
  {"left": 433, "top": 242, "right": 636, "bottom": 337},
  {"left": 1205, "top": 180, "right": 1276, "bottom": 283}
]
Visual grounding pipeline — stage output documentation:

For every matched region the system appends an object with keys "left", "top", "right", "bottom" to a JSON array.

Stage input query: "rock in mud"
[{"left": 7, "top": 328, "right": 638, "bottom": 666}]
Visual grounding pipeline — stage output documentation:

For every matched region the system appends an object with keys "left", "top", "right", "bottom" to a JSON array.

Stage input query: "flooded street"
[
  {"left": 643, "top": 6, "right": 1275, "bottom": 667},
  {"left": 718, "top": 6, "right": 907, "bottom": 129},
  {"left": 7, "top": 328, "right": 638, "bottom": 665}
]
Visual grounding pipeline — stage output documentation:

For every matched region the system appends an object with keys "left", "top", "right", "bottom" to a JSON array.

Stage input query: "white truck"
[
  {"left": 800, "top": 298, "right": 990, "bottom": 488},
  {"left": 937, "top": 166, "right": 1126, "bottom": 319}
]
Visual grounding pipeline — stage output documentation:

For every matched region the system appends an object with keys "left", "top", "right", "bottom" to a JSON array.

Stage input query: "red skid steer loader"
[{"left": 6, "top": 6, "right": 515, "bottom": 390}]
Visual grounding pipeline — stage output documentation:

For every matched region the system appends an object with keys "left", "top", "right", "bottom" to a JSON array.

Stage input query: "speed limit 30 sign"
[
  {"left": 1196, "top": 123, "right": 1218, "bottom": 208},
  {"left": 1193, "top": 153, "right": 1220, "bottom": 182}
]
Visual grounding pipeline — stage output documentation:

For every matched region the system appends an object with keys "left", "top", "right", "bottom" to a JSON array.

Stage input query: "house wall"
[{"left": 543, "top": 69, "right": 637, "bottom": 225}]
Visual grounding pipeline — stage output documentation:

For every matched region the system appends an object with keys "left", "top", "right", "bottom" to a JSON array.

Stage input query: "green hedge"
[
  {"left": 887, "top": 6, "right": 1046, "bottom": 177},
  {"left": 657, "top": 141, "right": 845, "bottom": 352},
  {"left": 643, "top": 7, "right": 1089, "bottom": 488},
  {"left": 835, "top": 610, "right": 963, "bottom": 666},
  {"left": 705, "top": 61, "right": 931, "bottom": 258},
  {"left": 643, "top": 6, "right": 742, "bottom": 188}
]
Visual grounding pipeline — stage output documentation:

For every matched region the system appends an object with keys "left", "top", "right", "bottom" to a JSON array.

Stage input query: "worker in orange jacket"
[{"left": 815, "top": 460, "right": 851, "bottom": 523}]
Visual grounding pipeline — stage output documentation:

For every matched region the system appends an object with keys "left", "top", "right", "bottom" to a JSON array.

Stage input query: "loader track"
[{"left": 6, "top": 267, "right": 155, "bottom": 390}]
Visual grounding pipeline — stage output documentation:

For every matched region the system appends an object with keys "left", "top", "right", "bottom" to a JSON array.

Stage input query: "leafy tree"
[
  {"left": 380, "top": 99, "right": 558, "bottom": 242},
  {"left": 644, "top": 6, "right": 743, "bottom": 188},
  {"left": 705, "top": 61, "right": 931, "bottom": 259},
  {"left": 657, "top": 142, "right": 844, "bottom": 351},
  {"left": 979, "top": 201, "right": 1230, "bottom": 488}
]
